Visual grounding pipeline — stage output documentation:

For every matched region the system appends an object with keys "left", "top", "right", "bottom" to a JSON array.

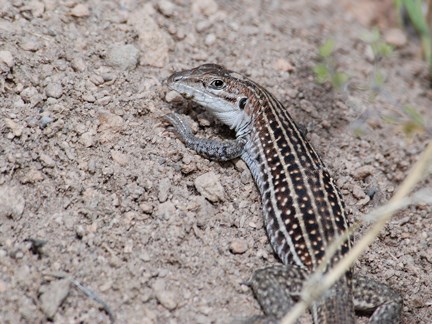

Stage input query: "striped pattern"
[
  {"left": 240, "top": 78, "right": 352, "bottom": 271},
  {"left": 166, "top": 64, "right": 357, "bottom": 322}
]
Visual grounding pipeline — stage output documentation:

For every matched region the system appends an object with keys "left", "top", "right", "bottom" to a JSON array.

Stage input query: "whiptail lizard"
[{"left": 164, "top": 64, "right": 402, "bottom": 323}]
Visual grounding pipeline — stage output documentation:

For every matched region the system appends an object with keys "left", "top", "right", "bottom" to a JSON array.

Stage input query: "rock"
[
  {"left": 39, "top": 279, "right": 70, "bottom": 319},
  {"left": 273, "top": 58, "right": 294, "bottom": 72},
  {"left": 195, "top": 20, "right": 213, "bottom": 33},
  {"left": 4, "top": 118, "right": 23, "bottom": 137},
  {"left": 26, "top": 0, "right": 45, "bottom": 18},
  {"left": 20, "top": 168, "right": 44, "bottom": 184},
  {"left": 0, "top": 50, "right": 14, "bottom": 72},
  {"left": 204, "top": 33, "right": 216, "bottom": 46},
  {"left": 107, "top": 44, "right": 139, "bottom": 71},
  {"left": 0, "top": 186, "right": 25, "bottom": 220},
  {"left": 191, "top": 0, "right": 218, "bottom": 16},
  {"left": 71, "top": 57, "right": 86, "bottom": 72},
  {"left": 97, "top": 111, "right": 125, "bottom": 132},
  {"left": 140, "top": 202, "right": 153, "bottom": 214},
  {"left": 20, "top": 87, "right": 39, "bottom": 103},
  {"left": 82, "top": 93, "right": 96, "bottom": 102},
  {"left": 384, "top": 28, "right": 407, "bottom": 48},
  {"left": 155, "top": 201, "right": 176, "bottom": 220},
  {"left": 111, "top": 150, "right": 129, "bottom": 166},
  {"left": 45, "top": 82, "right": 63, "bottom": 99},
  {"left": 152, "top": 279, "right": 178, "bottom": 310},
  {"left": 352, "top": 165, "right": 375, "bottom": 180},
  {"left": 158, "top": 178, "right": 171, "bottom": 203},
  {"left": 89, "top": 74, "right": 104, "bottom": 86},
  {"left": 157, "top": 0, "right": 175, "bottom": 17},
  {"left": 194, "top": 195, "right": 215, "bottom": 223},
  {"left": 128, "top": 10, "right": 169, "bottom": 67},
  {"left": 39, "top": 153, "right": 55, "bottom": 167},
  {"left": 70, "top": 4, "right": 90, "bottom": 17},
  {"left": 351, "top": 184, "right": 366, "bottom": 199},
  {"left": 21, "top": 39, "right": 41, "bottom": 52},
  {"left": 194, "top": 172, "right": 225, "bottom": 203},
  {"left": 40, "top": 116, "right": 53, "bottom": 128},
  {"left": 229, "top": 238, "right": 248, "bottom": 254},
  {"left": 165, "top": 90, "right": 183, "bottom": 103},
  {"left": 80, "top": 131, "right": 94, "bottom": 147}
]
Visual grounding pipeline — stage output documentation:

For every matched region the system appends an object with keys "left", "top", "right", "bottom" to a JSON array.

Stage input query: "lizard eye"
[
  {"left": 239, "top": 97, "right": 247, "bottom": 109},
  {"left": 210, "top": 79, "right": 225, "bottom": 89}
]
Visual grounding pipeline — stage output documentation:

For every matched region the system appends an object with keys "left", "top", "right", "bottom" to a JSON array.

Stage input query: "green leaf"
[
  {"left": 360, "top": 28, "right": 381, "bottom": 43},
  {"left": 401, "top": 0, "right": 429, "bottom": 35},
  {"left": 332, "top": 72, "right": 349, "bottom": 89},
  {"left": 313, "top": 63, "right": 330, "bottom": 83},
  {"left": 402, "top": 120, "right": 424, "bottom": 137},
  {"left": 375, "top": 42, "right": 393, "bottom": 57},
  {"left": 381, "top": 114, "right": 399, "bottom": 125},
  {"left": 403, "top": 105, "right": 425, "bottom": 127},
  {"left": 373, "top": 70, "right": 385, "bottom": 88},
  {"left": 319, "top": 40, "right": 335, "bottom": 58}
]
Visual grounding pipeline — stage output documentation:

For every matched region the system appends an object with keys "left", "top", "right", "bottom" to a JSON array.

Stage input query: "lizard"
[{"left": 163, "top": 63, "right": 402, "bottom": 323}]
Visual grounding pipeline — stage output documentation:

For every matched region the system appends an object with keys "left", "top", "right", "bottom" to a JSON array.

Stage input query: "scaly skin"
[{"left": 164, "top": 64, "right": 402, "bottom": 323}]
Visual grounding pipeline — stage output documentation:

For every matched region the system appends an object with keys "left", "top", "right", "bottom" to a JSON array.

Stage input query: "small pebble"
[
  {"left": 196, "top": 20, "right": 213, "bottom": 33},
  {"left": 97, "top": 111, "right": 125, "bottom": 132},
  {"left": 273, "top": 58, "right": 294, "bottom": 72},
  {"left": 158, "top": 178, "right": 171, "bottom": 203},
  {"left": 0, "top": 186, "right": 25, "bottom": 220},
  {"left": 107, "top": 44, "right": 139, "bottom": 71},
  {"left": 70, "top": 4, "right": 90, "bottom": 17},
  {"left": 192, "top": 0, "right": 218, "bottom": 16},
  {"left": 39, "top": 279, "right": 70, "bottom": 319},
  {"left": 194, "top": 172, "right": 225, "bottom": 203},
  {"left": 165, "top": 90, "right": 183, "bottom": 103},
  {"left": 39, "top": 153, "right": 55, "bottom": 167},
  {"left": 155, "top": 201, "right": 176, "bottom": 220},
  {"left": 352, "top": 165, "right": 375, "bottom": 180},
  {"left": 351, "top": 185, "right": 366, "bottom": 199},
  {"left": 205, "top": 33, "right": 216, "bottom": 46},
  {"left": 45, "top": 82, "right": 63, "bottom": 99},
  {"left": 128, "top": 10, "right": 169, "bottom": 68},
  {"left": 4, "top": 118, "right": 23, "bottom": 137},
  {"left": 29, "top": 1, "right": 45, "bottom": 17},
  {"left": 71, "top": 57, "right": 86, "bottom": 72},
  {"left": 229, "top": 238, "right": 248, "bottom": 254},
  {"left": 157, "top": 0, "right": 175, "bottom": 17},
  {"left": 110, "top": 150, "right": 128, "bottom": 166},
  {"left": 20, "top": 168, "right": 44, "bottom": 184},
  {"left": 82, "top": 93, "right": 96, "bottom": 102},
  {"left": 140, "top": 202, "right": 153, "bottom": 214},
  {"left": 40, "top": 116, "right": 53, "bottom": 128},
  {"left": 21, "top": 39, "right": 41, "bottom": 52},
  {"left": 384, "top": 28, "right": 407, "bottom": 48},
  {"left": 20, "top": 87, "right": 39, "bottom": 103},
  {"left": 0, "top": 50, "right": 14, "bottom": 71},
  {"left": 80, "top": 132, "right": 94, "bottom": 147},
  {"left": 89, "top": 74, "right": 104, "bottom": 86},
  {"left": 75, "top": 225, "right": 85, "bottom": 239},
  {"left": 153, "top": 279, "right": 178, "bottom": 310}
]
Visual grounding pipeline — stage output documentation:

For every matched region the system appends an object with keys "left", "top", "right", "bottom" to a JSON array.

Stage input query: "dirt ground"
[{"left": 0, "top": 0, "right": 431, "bottom": 323}]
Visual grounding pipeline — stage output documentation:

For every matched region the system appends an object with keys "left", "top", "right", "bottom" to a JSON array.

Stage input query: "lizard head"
[{"left": 166, "top": 64, "right": 254, "bottom": 136}]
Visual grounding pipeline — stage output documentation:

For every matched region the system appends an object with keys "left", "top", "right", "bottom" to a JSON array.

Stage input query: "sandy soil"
[{"left": 0, "top": 0, "right": 431, "bottom": 323}]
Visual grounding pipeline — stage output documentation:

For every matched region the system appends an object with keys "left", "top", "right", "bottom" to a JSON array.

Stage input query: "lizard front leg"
[{"left": 164, "top": 113, "right": 246, "bottom": 161}]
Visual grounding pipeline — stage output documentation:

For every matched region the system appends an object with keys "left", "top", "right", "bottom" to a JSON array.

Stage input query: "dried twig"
[
  {"left": 281, "top": 140, "right": 432, "bottom": 324},
  {"left": 44, "top": 272, "right": 115, "bottom": 323}
]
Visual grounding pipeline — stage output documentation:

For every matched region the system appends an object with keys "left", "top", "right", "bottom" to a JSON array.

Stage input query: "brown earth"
[{"left": 0, "top": 0, "right": 431, "bottom": 323}]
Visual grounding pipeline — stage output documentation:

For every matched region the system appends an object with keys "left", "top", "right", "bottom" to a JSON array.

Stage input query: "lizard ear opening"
[{"left": 239, "top": 97, "right": 247, "bottom": 110}]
